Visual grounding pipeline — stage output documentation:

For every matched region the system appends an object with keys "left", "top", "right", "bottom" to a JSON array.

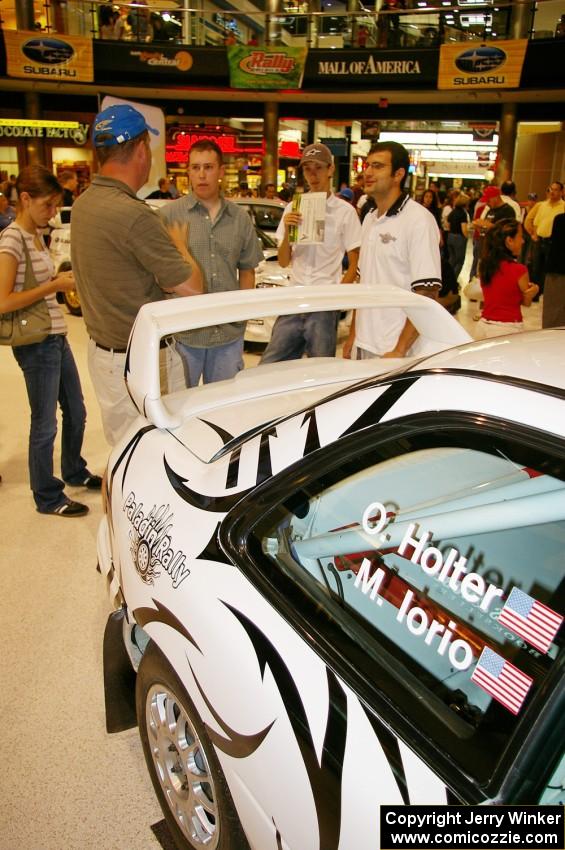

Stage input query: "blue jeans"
[
  {"left": 176, "top": 337, "right": 244, "bottom": 386},
  {"left": 13, "top": 334, "right": 88, "bottom": 512},
  {"left": 260, "top": 312, "right": 338, "bottom": 363}
]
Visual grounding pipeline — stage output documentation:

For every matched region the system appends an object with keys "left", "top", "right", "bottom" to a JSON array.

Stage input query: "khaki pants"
[
  {"left": 476, "top": 319, "right": 523, "bottom": 339},
  {"left": 87, "top": 339, "right": 185, "bottom": 445}
]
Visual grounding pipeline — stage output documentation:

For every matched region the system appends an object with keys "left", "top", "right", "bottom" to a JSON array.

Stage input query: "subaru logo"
[
  {"left": 22, "top": 38, "right": 74, "bottom": 65},
  {"left": 454, "top": 46, "right": 506, "bottom": 74}
]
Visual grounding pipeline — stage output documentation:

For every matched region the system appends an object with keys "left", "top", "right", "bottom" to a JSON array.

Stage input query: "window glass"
[
  {"left": 250, "top": 204, "right": 284, "bottom": 231},
  {"left": 251, "top": 436, "right": 565, "bottom": 782},
  {"left": 255, "top": 227, "right": 277, "bottom": 250}
]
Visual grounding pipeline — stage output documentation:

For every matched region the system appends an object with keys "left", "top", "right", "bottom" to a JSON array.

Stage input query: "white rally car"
[{"left": 98, "top": 286, "right": 565, "bottom": 850}]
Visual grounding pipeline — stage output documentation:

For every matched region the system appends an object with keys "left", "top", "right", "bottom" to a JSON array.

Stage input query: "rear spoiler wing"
[{"left": 126, "top": 284, "right": 471, "bottom": 430}]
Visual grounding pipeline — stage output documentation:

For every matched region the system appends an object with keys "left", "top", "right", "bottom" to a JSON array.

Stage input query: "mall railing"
[{"left": 0, "top": 0, "right": 563, "bottom": 47}]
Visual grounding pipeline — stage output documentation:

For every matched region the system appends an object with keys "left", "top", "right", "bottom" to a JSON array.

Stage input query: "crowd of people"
[
  {"left": 2, "top": 102, "right": 564, "bottom": 516},
  {"left": 97, "top": 3, "right": 179, "bottom": 42},
  {"left": 92, "top": 4, "right": 430, "bottom": 48},
  {"left": 416, "top": 178, "right": 565, "bottom": 331}
]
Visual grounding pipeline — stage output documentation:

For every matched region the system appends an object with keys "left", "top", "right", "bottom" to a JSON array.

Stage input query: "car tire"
[
  {"left": 58, "top": 261, "right": 82, "bottom": 316},
  {"left": 63, "top": 289, "right": 82, "bottom": 317},
  {"left": 136, "top": 641, "right": 250, "bottom": 850}
]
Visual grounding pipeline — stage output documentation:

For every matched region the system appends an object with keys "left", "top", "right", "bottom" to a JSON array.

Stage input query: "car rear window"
[
  {"left": 250, "top": 430, "right": 565, "bottom": 784},
  {"left": 249, "top": 204, "right": 284, "bottom": 231}
]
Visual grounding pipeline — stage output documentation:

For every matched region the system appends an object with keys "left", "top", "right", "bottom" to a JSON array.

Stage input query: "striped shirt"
[{"left": 0, "top": 223, "right": 66, "bottom": 336}]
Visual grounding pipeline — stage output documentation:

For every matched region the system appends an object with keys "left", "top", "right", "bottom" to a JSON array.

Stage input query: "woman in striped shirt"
[{"left": 0, "top": 165, "right": 100, "bottom": 517}]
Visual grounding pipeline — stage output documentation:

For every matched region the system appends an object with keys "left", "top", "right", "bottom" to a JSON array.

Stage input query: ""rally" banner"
[
  {"left": 4, "top": 29, "right": 93, "bottom": 82},
  {"left": 438, "top": 39, "right": 527, "bottom": 90},
  {"left": 227, "top": 45, "right": 307, "bottom": 90}
]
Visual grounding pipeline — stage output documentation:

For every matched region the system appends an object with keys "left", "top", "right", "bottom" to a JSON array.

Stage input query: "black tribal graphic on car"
[
  {"left": 187, "top": 658, "right": 275, "bottom": 760},
  {"left": 220, "top": 603, "right": 347, "bottom": 850},
  {"left": 164, "top": 376, "right": 419, "bottom": 514}
]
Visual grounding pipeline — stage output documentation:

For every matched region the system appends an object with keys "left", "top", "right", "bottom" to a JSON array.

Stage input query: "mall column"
[
  {"left": 348, "top": 0, "right": 361, "bottom": 47},
  {"left": 495, "top": 104, "right": 517, "bottom": 186},
  {"left": 495, "top": 0, "right": 531, "bottom": 184},
  {"left": 24, "top": 93, "right": 45, "bottom": 167},
  {"left": 265, "top": 0, "right": 281, "bottom": 45},
  {"left": 16, "top": 0, "right": 34, "bottom": 29}
]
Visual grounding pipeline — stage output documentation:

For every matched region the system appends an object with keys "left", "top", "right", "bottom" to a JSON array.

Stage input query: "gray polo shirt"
[
  {"left": 160, "top": 193, "right": 263, "bottom": 348},
  {"left": 71, "top": 175, "right": 195, "bottom": 349}
]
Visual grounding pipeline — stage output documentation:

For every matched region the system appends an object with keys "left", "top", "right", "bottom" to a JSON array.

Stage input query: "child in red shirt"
[{"left": 478, "top": 219, "right": 538, "bottom": 337}]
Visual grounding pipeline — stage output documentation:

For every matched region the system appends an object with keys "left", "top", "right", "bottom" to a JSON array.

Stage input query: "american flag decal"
[
  {"left": 471, "top": 647, "right": 533, "bottom": 715},
  {"left": 498, "top": 588, "right": 563, "bottom": 654}
]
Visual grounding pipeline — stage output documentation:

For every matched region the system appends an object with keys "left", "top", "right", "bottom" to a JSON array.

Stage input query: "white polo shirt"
[
  {"left": 355, "top": 194, "right": 442, "bottom": 357},
  {"left": 276, "top": 193, "right": 361, "bottom": 286}
]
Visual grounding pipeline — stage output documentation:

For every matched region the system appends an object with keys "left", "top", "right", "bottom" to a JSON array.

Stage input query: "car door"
[{"left": 223, "top": 411, "right": 565, "bottom": 846}]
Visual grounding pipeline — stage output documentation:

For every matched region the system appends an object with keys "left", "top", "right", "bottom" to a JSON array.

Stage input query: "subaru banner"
[
  {"left": 438, "top": 39, "right": 527, "bottom": 90},
  {"left": 4, "top": 29, "right": 93, "bottom": 82}
]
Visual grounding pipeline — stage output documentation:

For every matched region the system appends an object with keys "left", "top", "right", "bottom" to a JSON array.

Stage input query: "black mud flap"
[
  {"left": 103, "top": 609, "right": 138, "bottom": 733},
  {"left": 151, "top": 820, "right": 177, "bottom": 849}
]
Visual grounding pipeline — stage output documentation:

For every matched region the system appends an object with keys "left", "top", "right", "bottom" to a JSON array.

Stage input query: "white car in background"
[
  {"left": 48, "top": 207, "right": 82, "bottom": 315},
  {"left": 245, "top": 228, "right": 292, "bottom": 345},
  {"left": 232, "top": 196, "right": 286, "bottom": 233},
  {"left": 98, "top": 285, "right": 564, "bottom": 850}
]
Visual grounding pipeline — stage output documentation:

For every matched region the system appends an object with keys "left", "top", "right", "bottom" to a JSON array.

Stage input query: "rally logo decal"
[{"left": 124, "top": 491, "right": 190, "bottom": 588}]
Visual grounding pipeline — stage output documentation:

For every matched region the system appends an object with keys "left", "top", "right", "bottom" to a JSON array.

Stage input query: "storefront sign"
[
  {"left": 306, "top": 49, "right": 438, "bottom": 88},
  {"left": 166, "top": 129, "right": 265, "bottom": 164},
  {"left": 93, "top": 42, "right": 227, "bottom": 85},
  {"left": 279, "top": 140, "right": 302, "bottom": 159},
  {"left": 470, "top": 123, "right": 497, "bottom": 142},
  {"left": 319, "top": 57, "right": 421, "bottom": 76},
  {"left": 4, "top": 30, "right": 93, "bottom": 82},
  {"left": 438, "top": 39, "right": 527, "bottom": 90},
  {"left": 128, "top": 48, "right": 193, "bottom": 73},
  {"left": 0, "top": 119, "right": 89, "bottom": 144},
  {"left": 227, "top": 46, "right": 307, "bottom": 90}
]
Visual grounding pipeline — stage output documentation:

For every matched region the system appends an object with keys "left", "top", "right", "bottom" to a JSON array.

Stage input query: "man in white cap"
[
  {"left": 261, "top": 142, "right": 361, "bottom": 362},
  {"left": 72, "top": 103, "right": 202, "bottom": 445}
]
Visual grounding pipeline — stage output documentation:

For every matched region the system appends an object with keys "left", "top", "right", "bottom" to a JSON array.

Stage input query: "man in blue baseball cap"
[
  {"left": 71, "top": 103, "right": 203, "bottom": 444},
  {"left": 92, "top": 103, "right": 159, "bottom": 148}
]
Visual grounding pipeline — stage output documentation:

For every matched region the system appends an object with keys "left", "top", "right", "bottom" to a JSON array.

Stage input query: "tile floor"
[{"left": 0, "top": 278, "right": 542, "bottom": 849}]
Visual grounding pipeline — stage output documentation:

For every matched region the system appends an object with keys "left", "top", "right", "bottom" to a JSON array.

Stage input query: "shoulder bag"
[{"left": 0, "top": 230, "right": 52, "bottom": 347}]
